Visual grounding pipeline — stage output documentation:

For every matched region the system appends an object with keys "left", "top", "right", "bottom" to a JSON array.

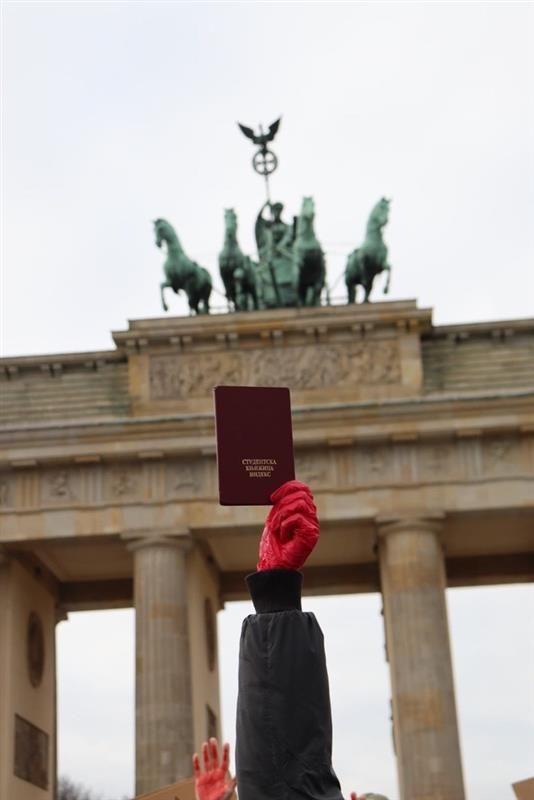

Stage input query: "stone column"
[
  {"left": 377, "top": 516, "right": 465, "bottom": 800},
  {"left": 54, "top": 607, "right": 68, "bottom": 800},
  {"left": 129, "top": 534, "right": 193, "bottom": 796}
]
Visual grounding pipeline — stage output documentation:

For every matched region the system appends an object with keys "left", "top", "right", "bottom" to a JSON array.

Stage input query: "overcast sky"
[{"left": 2, "top": 2, "right": 534, "bottom": 799}]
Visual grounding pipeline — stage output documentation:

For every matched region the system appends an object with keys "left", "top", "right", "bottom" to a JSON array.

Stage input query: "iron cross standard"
[{"left": 237, "top": 117, "right": 281, "bottom": 203}]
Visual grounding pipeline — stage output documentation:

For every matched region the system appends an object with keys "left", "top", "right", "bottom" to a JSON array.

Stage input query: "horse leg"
[
  {"left": 347, "top": 281, "right": 356, "bottom": 304},
  {"left": 200, "top": 283, "right": 211, "bottom": 314},
  {"left": 243, "top": 275, "right": 255, "bottom": 311},
  {"left": 235, "top": 276, "right": 245, "bottom": 312},
  {"left": 298, "top": 272, "right": 307, "bottom": 306},
  {"left": 251, "top": 284, "right": 259, "bottom": 310},
  {"left": 249, "top": 270, "right": 261, "bottom": 310},
  {"left": 383, "top": 265, "right": 391, "bottom": 294},
  {"left": 160, "top": 281, "right": 171, "bottom": 312},
  {"left": 221, "top": 271, "right": 233, "bottom": 304},
  {"left": 195, "top": 292, "right": 208, "bottom": 315},
  {"left": 361, "top": 255, "right": 373, "bottom": 302}
]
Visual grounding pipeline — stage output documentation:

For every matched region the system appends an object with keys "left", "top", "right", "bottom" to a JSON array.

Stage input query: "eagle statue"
[{"left": 237, "top": 118, "right": 281, "bottom": 151}]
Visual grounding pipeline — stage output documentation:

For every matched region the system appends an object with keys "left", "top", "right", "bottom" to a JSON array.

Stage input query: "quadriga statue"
[
  {"left": 219, "top": 209, "right": 260, "bottom": 312},
  {"left": 154, "top": 218, "right": 212, "bottom": 314},
  {"left": 345, "top": 198, "right": 392, "bottom": 303}
]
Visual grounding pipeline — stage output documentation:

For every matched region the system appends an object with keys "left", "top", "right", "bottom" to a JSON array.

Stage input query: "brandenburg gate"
[{"left": 1, "top": 299, "right": 533, "bottom": 799}]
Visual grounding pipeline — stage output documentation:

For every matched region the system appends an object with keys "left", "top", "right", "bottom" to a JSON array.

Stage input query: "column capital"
[
  {"left": 123, "top": 529, "right": 193, "bottom": 554},
  {"left": 376, "top": 512, "right": 445, "bottom": 538},
  {"left": 55, "top": 605, "right": 69, "bottom": 625}
]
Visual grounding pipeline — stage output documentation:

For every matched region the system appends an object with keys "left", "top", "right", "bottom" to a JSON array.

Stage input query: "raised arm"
[{"left": 235, "top": 480, "right": 343, "bottom": 800}]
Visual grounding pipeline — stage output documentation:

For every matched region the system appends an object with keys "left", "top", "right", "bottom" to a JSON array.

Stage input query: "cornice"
[
  {"left": 1, "top": 389, "right": 532, "bottom": 468},
  {"left": 2, "top": 305, "right": 532, "bottom": 373},
  {"left": 1, "top": 386, "right": 532, "bottom": 433},
  {"left": 0, "top": 349, "right": 125, "bottom": 375},
  {"left": 111, "top": 299, "right": 433, "bottom": 351},
  {"left": 424, "top": 316, "right": 534, "bottom": 341}
]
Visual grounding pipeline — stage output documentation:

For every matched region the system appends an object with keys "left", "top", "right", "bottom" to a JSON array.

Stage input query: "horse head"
[
  {"left": 297, "top": 196, "right": 316, "bottom": 238},
  {"left": 224, "top": 208, "right": 238, "bottom": 237},
  {"left": 300, "top": 196, "right": 315, "bottom": 221},
  {"left": 153, "top": 218, "right": 176, "bottom": 249},
  {"left": 368, "top": 198, "right": 391, "bottom": 230}
]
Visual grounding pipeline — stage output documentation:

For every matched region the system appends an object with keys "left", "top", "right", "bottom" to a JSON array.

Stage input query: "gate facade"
[{"left": 1, "top": 300, "right": 533, "bottom": 799}]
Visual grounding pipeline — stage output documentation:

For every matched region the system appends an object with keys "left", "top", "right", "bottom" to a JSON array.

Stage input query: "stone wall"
[
  {"left": 0, "top": 354, "right": 129, "bottom": 424},
  {"left": 422, "top": 322, "right": 534, "bottom": 394}
]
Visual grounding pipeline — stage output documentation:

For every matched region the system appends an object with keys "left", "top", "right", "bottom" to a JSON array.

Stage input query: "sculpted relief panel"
[
  {"left": 294, "top": 451, "right": 331, "bottom": 486},
  {"left": 151, "top": 353, "right": 243, "bottom": 401},
  {"left": 14, "top": 714, "right": 49, "bottom": 790},
  {"left": 165, "top": 458, "right": 211, "bottom": 499},
  {"left": 43, "top": 469, "right": 78, "bottom": 504},
  {"left": 417, "top": 443, "right": 458, "bottom": 482},
  {"left": 481, "top": 436, "right": 520, "bottom": 476},
  {"left": 149, "top": 340, "right": 401, "bottom": 400}
]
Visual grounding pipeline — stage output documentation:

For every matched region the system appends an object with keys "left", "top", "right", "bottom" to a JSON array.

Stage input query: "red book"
[{"left": 214, "top": 385, "right": 295, "bottom": 505}]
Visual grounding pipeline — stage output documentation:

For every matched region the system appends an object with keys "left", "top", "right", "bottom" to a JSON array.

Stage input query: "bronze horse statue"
[
  {"left": 345, "top": 198, "right": 392, "bottom": 303},
  {"left": 154, "top": 218, "right": 212, "bottom": 314},
  {"left": 293, "top": 196, "right": 326, "bottom": 306},
  {"left": 218, "top": 209, "right": 259, "bottom": 311}
]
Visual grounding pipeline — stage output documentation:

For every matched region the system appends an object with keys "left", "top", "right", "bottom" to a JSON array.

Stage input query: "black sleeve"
[{"left": 235, "top": 569, "right": 344, "bottom": 800}]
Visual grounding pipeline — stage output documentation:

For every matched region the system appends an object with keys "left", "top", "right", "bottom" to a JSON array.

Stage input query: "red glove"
[
  {"left": 257, "top": 480, "right": 319, "bottom": 571},
  {"left": 193, "top": 738, "right": 236, "bottom": 800}
]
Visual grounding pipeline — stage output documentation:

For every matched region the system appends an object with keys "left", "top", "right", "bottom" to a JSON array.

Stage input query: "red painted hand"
[
  {"left": 193, "top": 738, "right": 236, "bottom": 800},
  {"left": 257, "top": 480, "right": 319, "bottom": 571}
]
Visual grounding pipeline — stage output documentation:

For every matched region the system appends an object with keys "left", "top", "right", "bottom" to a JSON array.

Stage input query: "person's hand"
[
  {"left": 257, "top": 480, "right": 319, "bottom": 571},
  {"left": 193, "top": 738, "right": 236, "bottom": 800}
]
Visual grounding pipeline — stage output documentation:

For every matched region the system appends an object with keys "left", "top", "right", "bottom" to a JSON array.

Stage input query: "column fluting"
[
  {"left": 129, "top": 535, "right": 193, "bottom": 795},
  {"left": 377, "top": 516, "right": 465, "bottom": 800}
]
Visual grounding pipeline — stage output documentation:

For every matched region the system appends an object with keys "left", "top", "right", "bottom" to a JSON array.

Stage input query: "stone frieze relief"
[
  {"left": 0, "top": 434, "right": 531, "bottom": 512},
  {"left": 149, "top": 340, "right": 402, "bottom": 400}
]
